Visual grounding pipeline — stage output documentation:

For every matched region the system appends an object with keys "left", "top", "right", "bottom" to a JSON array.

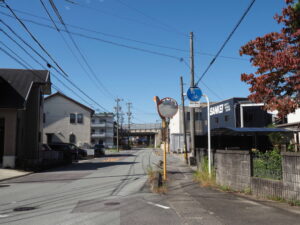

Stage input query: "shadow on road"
[{"left": 44, "top": 161, "right": 137, "bottom": 172}]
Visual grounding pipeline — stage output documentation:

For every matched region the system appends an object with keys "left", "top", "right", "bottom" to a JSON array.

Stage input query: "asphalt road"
[
  {"left": 0, "top": 149, "right": 299, "bottom": 225},
  {"left": 0, "top": 148, "right": 182, "bottom": 225}
]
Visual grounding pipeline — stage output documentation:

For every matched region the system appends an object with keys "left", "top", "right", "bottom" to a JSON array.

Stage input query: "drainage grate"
[
  {"left": 104, "top": 202, "right": 120, "bottom": 206},
  {"left": 0, "top": 185, "right": 10, "bottom": 188},
  {"left": 13, "top": 206, "right": 37, "bottom": 212}
]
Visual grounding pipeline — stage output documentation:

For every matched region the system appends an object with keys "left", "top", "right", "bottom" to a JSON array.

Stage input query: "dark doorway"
[{"left": 0, "top": 118, "right": 4, "bottom": 163}]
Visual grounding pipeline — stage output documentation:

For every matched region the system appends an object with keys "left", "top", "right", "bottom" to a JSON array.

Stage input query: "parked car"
[
  {"left": 94, "top": 144, "right": 105, "bottom": 157},
  {"left": 49, "top": 143, "right": 80, "bottom": 161},
  {"left": 78, "top": 147, "right": 88, "bottom": 159}
]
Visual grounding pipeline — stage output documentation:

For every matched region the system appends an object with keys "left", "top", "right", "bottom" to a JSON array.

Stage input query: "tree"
[{"left": 240, "top": 0, "right": 300, "bottom": 118}]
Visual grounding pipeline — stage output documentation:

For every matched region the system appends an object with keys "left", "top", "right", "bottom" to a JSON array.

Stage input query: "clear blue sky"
[{"left": 0, "top": 0, "right": 287, "bottom": 123}]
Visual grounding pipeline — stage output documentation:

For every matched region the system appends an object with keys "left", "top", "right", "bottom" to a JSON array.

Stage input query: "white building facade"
[
  {"left": 278, "top": 108, "right": 300, "bottom": 151},
  {"left": 91, "top": 113, "right": 114, "bottom": 148},
  {"left": 43, "top": 92, "right": 94, "bottom": 147}
]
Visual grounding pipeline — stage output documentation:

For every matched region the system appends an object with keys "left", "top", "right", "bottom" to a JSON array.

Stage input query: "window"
[
  {"left": 77, "top": 113, "right": 83, "bottom": 124},
  {"left": 91, "top": 118, "right": 95, "bottom": 123},
  {"left": 225, "top": 115, "right": 229, "bottom": 122},
  {"left": 69, "top": 134, "right": 76, "bottom": 144},
  {"left": 100, "top": 119, "right": 106, "bottom": 123},
  {"left": 92, "top": 129, "right": 95, "bottom": 134},
  {"left": 70, "top": 113, "right": 76, "bottom": 124},
  {"left": 43, "top": 113, "right": 46, "bottom": 123}
]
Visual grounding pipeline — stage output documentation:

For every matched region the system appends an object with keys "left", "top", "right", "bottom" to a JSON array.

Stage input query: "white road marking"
[
  {"left": 0, "top": 214, "right": 9, "bottom": 218},
  {"left": 147, "top": 201, "right": 170, "bottom": 209}
]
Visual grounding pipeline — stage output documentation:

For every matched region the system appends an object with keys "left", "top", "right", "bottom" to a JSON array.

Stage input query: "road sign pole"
[
  {"left": 162, "top": 119, "right": 167, "bottom": 181},
  {"left": 180, "top": 76, "right": 189, "bottom": 164},
  {"left": 203, "top": 94, "right": 211, "bottom": 177},
  {"left": 189, "top": 32, "right": 196, "bottom": 158},
  {"left": 154, "top": 97, "right": 178, "bottom": 181}
]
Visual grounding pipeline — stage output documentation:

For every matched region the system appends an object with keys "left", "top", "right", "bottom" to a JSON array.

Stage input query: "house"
[
  {"left": 43, "top": 92, "right": 94, "bottom": 147},
  {"left": 91, "top": 113, "right": 114, "bottom": 148},
  {"left": 277, "top": 108, "right": 300, "bottom": 151},
  {"left": 0, "top": 69, "right": 51, "bottom": 168}
]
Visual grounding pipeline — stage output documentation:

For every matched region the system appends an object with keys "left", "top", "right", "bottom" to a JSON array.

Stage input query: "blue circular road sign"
[{"left": 187, "top": 87, "right": 202, "bottom": 102}]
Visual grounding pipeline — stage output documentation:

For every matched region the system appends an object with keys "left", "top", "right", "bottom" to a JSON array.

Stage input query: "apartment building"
[{"left": 91, "top": 113, "right": 114, "bottom": 148}]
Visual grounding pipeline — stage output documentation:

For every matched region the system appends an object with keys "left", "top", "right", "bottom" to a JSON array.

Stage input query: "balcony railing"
[
  {"left": 91, "top": 133, "right": 105, "bottom": 138},
  {"left": 91, "top": 123, "right": 113, "bottom": 128}
]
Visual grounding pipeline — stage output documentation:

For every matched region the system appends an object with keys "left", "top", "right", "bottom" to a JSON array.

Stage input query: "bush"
[{"left": 253, "top": 148, "right": 282, "bottom": 180}]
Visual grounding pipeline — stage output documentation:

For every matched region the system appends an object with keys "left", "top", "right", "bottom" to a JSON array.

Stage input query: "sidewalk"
[
  {"left": 166, "top": 154, "right": 300, "bottom": 225},
  {"left": 0, "top": 169, "right": 32, "bottom": 182}
]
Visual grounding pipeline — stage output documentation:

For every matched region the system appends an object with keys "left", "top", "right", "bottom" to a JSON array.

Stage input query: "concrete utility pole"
[
  {"left": 180, "top": 76, "right": 189, "bottom": 164},
  {"left": 189, "top": 32, "right": 196, "bottom": 158},
  {"left": 115, "top": 98, "right": 123, "bottom": 152},
  {"left": 126, "top": 102, "right": 132, "bottom": 148}
]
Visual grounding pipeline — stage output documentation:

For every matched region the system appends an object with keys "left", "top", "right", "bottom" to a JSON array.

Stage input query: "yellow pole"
[{"left": 162, "top": 119, "right": 167, "bottom": 181}]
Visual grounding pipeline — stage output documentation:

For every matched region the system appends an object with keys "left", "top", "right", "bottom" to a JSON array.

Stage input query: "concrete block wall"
[
  {"left": 282, "top": 152, "right": 300, "bottom": 201},
  {"left": 251, "top": 177, "right": 283, "bottom": 199},
  {"left": 215, "top": 150, "right": 251, "bottom": 191}
]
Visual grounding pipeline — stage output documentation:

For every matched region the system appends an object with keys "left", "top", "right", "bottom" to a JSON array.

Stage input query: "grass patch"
[
  {"left": 147, "top": 165, "right": 156, "bottom": 182},
  {"left": 218, "top": 185, "right": 233, "bottom": 192},
  {"left": 242, "top": 187, "right": 252, "bottom": 195},
  {"left": 266, "top": 196, "right": 300, "bottom": 207},
  {"left": 147, "top": 165, "right": 167, "bottom": 194},
  {"left": 193, "top": 156, "right": 216, "bottom": 187},
  {"left": 267, "top": 195, "right": 285, "bottom": 202},
  {"left": 288, "top": 200, "right": 300, "bottom": 207}
]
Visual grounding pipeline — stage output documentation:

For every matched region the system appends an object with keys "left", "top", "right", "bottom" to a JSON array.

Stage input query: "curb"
[{"left": 0, "top": 172, "right": 34, "bottom": 183}]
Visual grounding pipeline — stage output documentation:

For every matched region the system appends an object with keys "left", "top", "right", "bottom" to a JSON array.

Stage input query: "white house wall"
[
  {"left": 287, "top": 109, "right": 300, "bottom": 123},
  {"left": 43, "top": 95, "right": 91, "bottom": 147}
]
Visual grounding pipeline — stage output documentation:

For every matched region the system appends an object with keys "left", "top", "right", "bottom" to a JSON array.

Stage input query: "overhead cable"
[{"left": 195, "top": 0, "right": 256, "bottom": 86}]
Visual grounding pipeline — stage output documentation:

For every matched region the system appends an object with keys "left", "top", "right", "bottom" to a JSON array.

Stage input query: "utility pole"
[
  {"left": 189, "top": 32, "right": 196, "bottom": 158},
  {"left": 180, "top": 76, "right": 189, "bottom": 164},
  {"left": 115, "top": 98, "right": 123, "bottom": 152},
  {"left": 126, "top": 102, "right": 132, "bottom": 148}
]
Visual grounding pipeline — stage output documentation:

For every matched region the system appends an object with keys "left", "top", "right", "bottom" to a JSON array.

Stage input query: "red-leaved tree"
[{"left": 240, "top": 0, "right": 300, "bottom": 118}]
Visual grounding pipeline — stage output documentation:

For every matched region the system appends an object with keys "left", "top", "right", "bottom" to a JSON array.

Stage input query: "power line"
[
  {"left": 0, "top": 34, "right": 98, "bottom": 109},
  {"left": 114, "top": 0, "right": 188, "bottom": 37},
  {"left": 0, "top": 20, "right": 66, "bottom": 77},
  {"left": 0, "top": 43, "right": 59, "bottom": 91},
  {"left": 0, "top": 20, "right": 110, "bottom": 112},
  {"left": 39, "top": 0, "right": 115, "bottom": 99},
  {"left": 181, "top": 58, "right": 222, "bottom": 100},
  {"left": 0, "top": 40, "right": 32, "bottom": 68},
  {"left": 64, "top": 0, "right": 188, "bottom": 38},
  {"left": 0, "top": 9, "right": 248, "bottom": 62},
  {"left": 2, "top": 0, "right": 69, "bottom": 78},
  {"left": 195, "top": 0, "right": 256, "bottom": 86}
]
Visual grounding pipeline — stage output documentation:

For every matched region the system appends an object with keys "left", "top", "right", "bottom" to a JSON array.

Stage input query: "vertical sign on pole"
[
  {"left": 186, "top": 87, "right": 212, "bottom": 176},
  {"left": 154, "top": 97, "right": 178, "bottom": 181}
]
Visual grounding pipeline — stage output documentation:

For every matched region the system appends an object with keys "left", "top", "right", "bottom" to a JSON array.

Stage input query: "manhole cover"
[
  {"left": 0, "top": 185, "right": 10, "bottom": 188},
  {"left": 104, "top": 202, "right": 120, "bottom": 206},
  {"left": 13, "top": 206, "right": 37, "bottom": 212}
]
